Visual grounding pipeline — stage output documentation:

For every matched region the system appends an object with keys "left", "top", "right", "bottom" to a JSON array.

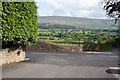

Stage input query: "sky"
[{"left": 35, "top": 0, "right": 107, "bottom": 19}]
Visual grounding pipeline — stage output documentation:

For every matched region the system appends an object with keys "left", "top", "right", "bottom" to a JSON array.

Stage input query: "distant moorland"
[{"left": 38, "top": 16, "right": 118, "bottom": 30}]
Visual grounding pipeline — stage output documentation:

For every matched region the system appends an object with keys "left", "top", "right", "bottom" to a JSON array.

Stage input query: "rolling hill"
[{"left": 38, "top": 16, "right": 118, "bottom": 30}]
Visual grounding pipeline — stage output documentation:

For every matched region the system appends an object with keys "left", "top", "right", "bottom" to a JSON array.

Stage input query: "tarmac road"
[{"left": 2, "top": 50, "right": 119, "bottom": 78}]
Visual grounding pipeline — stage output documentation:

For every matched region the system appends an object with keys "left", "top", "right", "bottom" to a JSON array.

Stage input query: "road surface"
[{"left": 2, "top": 49, "right": 119, "bottom": 78}]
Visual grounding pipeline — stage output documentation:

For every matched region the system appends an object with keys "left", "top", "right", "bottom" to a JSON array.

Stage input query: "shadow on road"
[{"left": 106, "top": 69, "right": 120, "bottom": 74}]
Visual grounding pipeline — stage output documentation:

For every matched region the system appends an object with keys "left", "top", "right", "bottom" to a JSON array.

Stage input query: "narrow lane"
[{"left": 3, "top": 51, "right": 118, "bottom": 78}]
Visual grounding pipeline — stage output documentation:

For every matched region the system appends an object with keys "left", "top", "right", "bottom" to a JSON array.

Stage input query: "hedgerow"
[{"left": 2, "top": 2, "right": 38, "bottom": 48}]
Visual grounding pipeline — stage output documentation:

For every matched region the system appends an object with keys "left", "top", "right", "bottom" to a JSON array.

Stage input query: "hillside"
[
  {"left": 38, "top": 16, "right": 113, "bottom": 25},
  {"left": 38, "top": 16, "right": 117, "bottom": 30}
]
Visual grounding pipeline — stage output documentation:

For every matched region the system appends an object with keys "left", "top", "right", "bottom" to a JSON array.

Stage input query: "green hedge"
[
  {"left": 0, "top": 2, "right": 2, "bottom": 39},
  {"left": 2, "top": 2, "right": 38, "bottom": 48}
]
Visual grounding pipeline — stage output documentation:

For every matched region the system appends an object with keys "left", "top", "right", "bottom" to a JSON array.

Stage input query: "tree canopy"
[{"left": 103, "top": 0, "right": 120, "bottom": 23}]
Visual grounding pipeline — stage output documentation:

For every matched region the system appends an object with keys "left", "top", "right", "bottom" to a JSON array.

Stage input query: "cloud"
[
  {"left": 70, "top": 9, "right": 93, "bottom": 17},
  {"left": 53, "top": 9, "right": 72, "bottom": 16},
  {"left": 47, "top": 0, "right": 64, "bottom": 9},
  {"left": 40, "top": 14, "right": 48, "bottom": 16},
  {"left": 36, "top": 0, "right": 106, "bottom": 19}
]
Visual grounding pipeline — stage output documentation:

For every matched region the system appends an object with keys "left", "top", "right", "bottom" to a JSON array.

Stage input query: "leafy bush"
[
  {"left": 2, "top": 2, "right": 38, "bottom": 48},
  {"left": 100, "top": 43, "right": 113, "bottom": 51}
]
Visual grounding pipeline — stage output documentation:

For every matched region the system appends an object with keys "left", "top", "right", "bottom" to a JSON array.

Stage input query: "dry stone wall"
[
  {"left": 0, "top": 48, "right": 26, "bottom": 65},
  {"left": 27, "top": 39, "right": 101, "bottom": 52}
]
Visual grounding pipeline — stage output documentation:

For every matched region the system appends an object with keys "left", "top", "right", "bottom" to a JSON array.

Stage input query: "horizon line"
[{"left": 38, "top": 16, "right": 107, "bottom": 20}]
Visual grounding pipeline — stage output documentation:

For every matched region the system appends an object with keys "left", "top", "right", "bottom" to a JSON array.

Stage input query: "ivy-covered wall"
[{"left": 2, "top": 2, "right": 38, "bottom": 48}]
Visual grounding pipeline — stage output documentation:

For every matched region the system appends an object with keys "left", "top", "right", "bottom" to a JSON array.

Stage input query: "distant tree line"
[
  {"left": 39, "top": 24, "right": 76, "bottom": 29},
  {"left": 39, "top": 23, "right": 118, "bottom": 30},
  {"left": 38, "top": 29, "right": 118, "bottom": 44}
]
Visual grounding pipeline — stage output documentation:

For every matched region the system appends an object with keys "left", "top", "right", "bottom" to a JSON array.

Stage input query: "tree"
[
  {"left": 2, "top": 2, "right": 38, "bottom": 48},
  {"left": 75, "top": 33, "right": 84, "bottom": 42},
  {"left": 103, "top": 0, "right": 120, "bottom": 23}
]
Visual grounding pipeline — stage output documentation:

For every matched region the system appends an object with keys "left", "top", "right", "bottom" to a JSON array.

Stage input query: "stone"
[
  {"left": 27, "top": 39, "right": 101, "bottom": 53},
  {"left": 0, "top": 48, "right": 26, "bottom": 65}
]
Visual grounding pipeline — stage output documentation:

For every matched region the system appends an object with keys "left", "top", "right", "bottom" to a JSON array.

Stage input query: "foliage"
[
  {"left": 103, "top": 0, "right": 120, "bottom": 23},
  {"left": 39, "top": 23, "right": 76, "bottom": 29},
  {"left": 37, "top": 23, "right": 119, "bottom": 51},
  {"left": 0, "top": 2, "right": 2, "bottom": 40},
  {"left": 100, "top": 43, "right": 113, "bottom": 51},
  {"left": 38, "top": 28, "right": 118, "bottom": 45},
  {"left": 2, "top": 2, "right": 38, "bottom": 48},
  {"left": 39, "top": 23, "right": 118, "bottom": 30}
]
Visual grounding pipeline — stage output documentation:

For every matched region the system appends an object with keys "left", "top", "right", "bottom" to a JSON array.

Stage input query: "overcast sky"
[{"left": 35, "top": 0, "right": 107, "bottom": 19}]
